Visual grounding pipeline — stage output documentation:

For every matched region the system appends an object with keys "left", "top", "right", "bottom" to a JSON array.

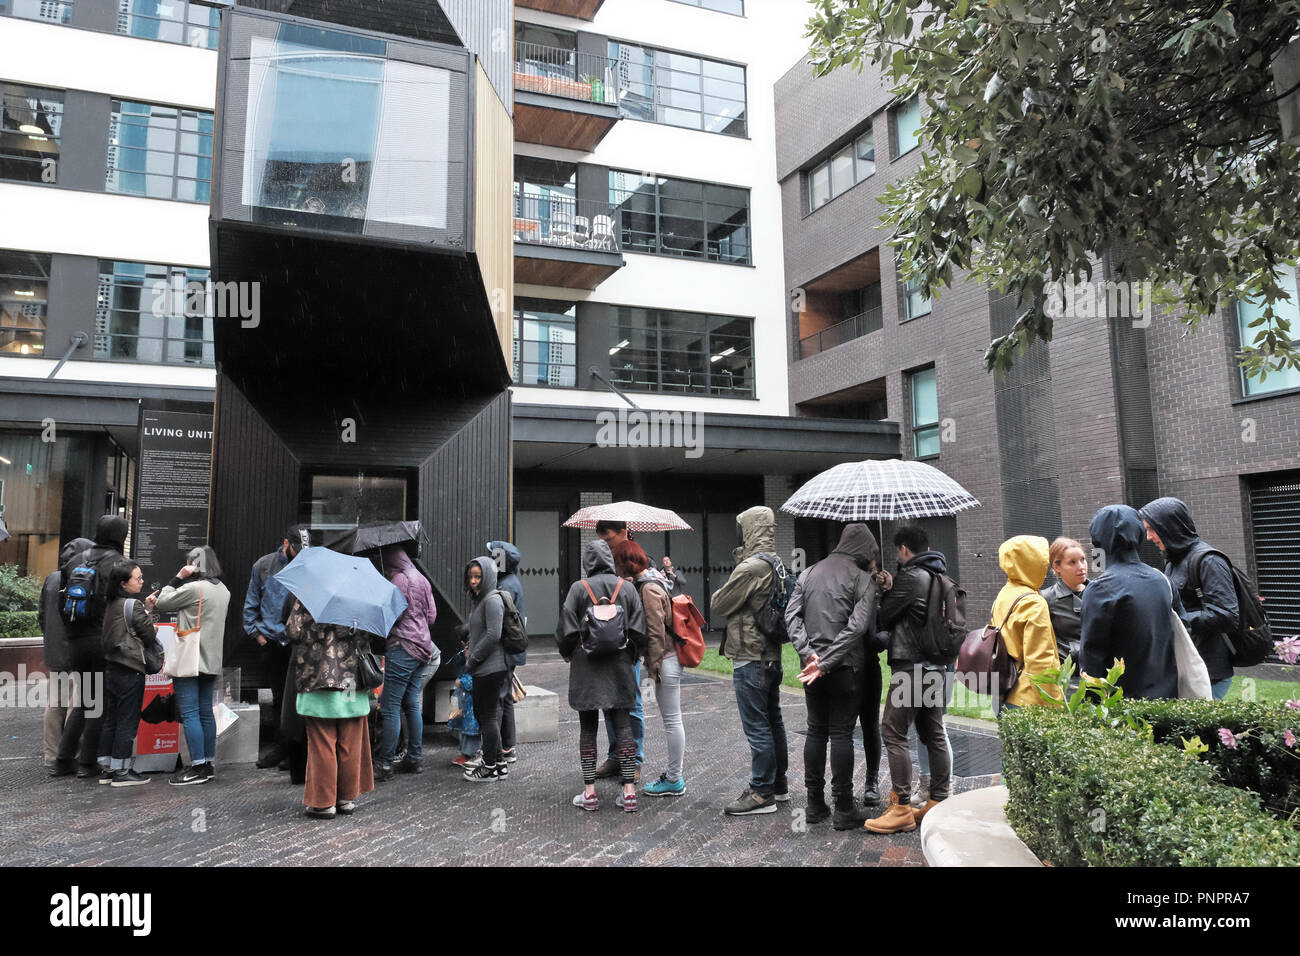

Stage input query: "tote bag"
[
  {"left": 164, "top": 591, "right": 203, "bottom": 679},
  {"left": 1169, "top": 580, "right": 1212, "bottom": 700}
]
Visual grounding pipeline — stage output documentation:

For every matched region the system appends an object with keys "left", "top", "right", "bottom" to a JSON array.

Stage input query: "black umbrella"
[{"left": 321, "top": 520, "right": 423, "bottom": 555}]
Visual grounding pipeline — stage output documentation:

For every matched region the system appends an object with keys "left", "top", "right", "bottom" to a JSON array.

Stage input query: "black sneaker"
[
  {"left": 168, "top": 766, "right": 209, "bottom": 787},
  {"left": 97, "top": 768, "right": 114, "bottom": 785},
  {"left": 256, "top": 747, "right": 286, "bottom": 769},
  {"left": 774, "top": 778, "right": 790, "bottom": 802},
  {"left": 724, "top": 788, "right": 777, "bottom": 816},
  {"left": 374, "top": 762, "right": 396, "bottom": 782},
  {"left": 75, "top": 764, "right": 98, "bottom": 780},
  {"left": 395, "top": 757, "right": 423, "bottom": 775},
  {"left": 463, "top": 762, "right": 501, "bottom": 782},
  {"left": 200, "top": 762, "right": 215, "bottom": 780},
  {"left": 110, "top": 769, "right": 149, "bottom": 787}
]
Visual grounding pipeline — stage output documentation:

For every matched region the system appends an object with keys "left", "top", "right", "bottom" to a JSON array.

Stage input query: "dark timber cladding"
[{"left": 208, "top": 4, "right": 514, "bottom": 694}]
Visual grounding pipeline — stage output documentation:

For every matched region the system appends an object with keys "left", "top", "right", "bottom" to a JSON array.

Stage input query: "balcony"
[
  {"left": 514, "top": 193, "right": 624, "bottom": 289},
  {"left": 513, "top": 41, "right": 621, "bottom": 151},
  {"left": 513, "top": 0, "right": 607, "bottom": 20},
  {"left": 797, "top": 307, "right": 883, "bottom": 359}
]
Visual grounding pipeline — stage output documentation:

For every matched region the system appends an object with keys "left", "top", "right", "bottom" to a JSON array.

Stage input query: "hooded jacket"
[
  {"left": 1079, "top": 506, "right": 1179, "bottom": 700},
  {"left": 40, "top": 537, "right": 94, "bottom": 672},
  {"left": 154, "top": 550, "right": 232, "bottom": 676},
  {"left": 380, "top": 545, "right": 437, "bottom": 665},
  {"left": 710, "top": 506, "right": 779, "bottom": 663},
  {"left": 465, "top": 556, "right": 507, "bottom": 677},
  {"left": 556, "top": 540, "right": 647, "bottom": 711},
  {"left": 635, "top": 569, "right": 673, "bottom": 683},
  {"left": 1137, "top": 497, "right": 1237, "bottom": 683},
  {"left": 61, "top": 516, "right": 128, "bottom": 639},
  {"left": 991, "top": 536, "right": 1060, "bottom": 707},
  {"left": 487, "top": 540, "right": 526, "bottom": 667},
  {"left": 786, "top": 523, "right": 880, "bottom": 676},
  {"left": 877, "top": 548, "right": 950, "bottom": 667}
]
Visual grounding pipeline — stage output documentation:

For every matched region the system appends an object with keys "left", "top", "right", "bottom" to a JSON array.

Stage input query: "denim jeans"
[
  {"left": 99, "top": 661, "right": 145, "bottom": 767},
  {"left": 804, "top": 666, "right": 862, "bottom": 800},
  {"left": 655, "top": 651, "right": 686, "bottom": 782},
  {"left": 606, "top": 659, "right": 645, "bottom": 764},
  {"left": 379, "top": 645, "right": 423, "bottom": 764},
  {"left": 174, "top": 673, "right": 217, "bottom": 765},
  {"left": 732, "top": 659, "right": 788, "bottom": 798},
  {"left": 1211, "top": 677, "right": 1233, "bottom": 700}
]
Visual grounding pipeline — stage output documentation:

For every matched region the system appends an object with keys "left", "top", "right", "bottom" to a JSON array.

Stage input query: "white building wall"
[{"left": 512, "top": 0, "right": 812, "bottom": 417}]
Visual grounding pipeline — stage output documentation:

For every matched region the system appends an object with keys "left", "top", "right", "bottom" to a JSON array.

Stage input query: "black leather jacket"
[
  {"left": 1040, "top": 579, "right": 1084, "bottom": 664},
  {"left": 877, "top": 550, "right": 949, "bottom": 667}
]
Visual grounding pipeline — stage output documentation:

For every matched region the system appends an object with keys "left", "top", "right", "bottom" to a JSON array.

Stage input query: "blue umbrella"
[{"left": 274, "top": 546, "right": 408, "bottom": 637}]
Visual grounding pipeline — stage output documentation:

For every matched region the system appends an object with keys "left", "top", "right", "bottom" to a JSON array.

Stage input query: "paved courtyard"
[{"left": 1, "top": 648, "right": 1002, "bottom": 866}]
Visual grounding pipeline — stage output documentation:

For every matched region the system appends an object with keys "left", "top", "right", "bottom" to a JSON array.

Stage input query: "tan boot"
[
  {"left": 911, "top": 798, "right": 942, "bottom": 824},
  {"left": 863, "top": 791, "right": 918, "bottom": 834}
]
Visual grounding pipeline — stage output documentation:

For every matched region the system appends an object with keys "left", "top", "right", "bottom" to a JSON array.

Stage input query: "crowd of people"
[{"left": 36, "top": 494, "right": 1248, "bottom": 827}]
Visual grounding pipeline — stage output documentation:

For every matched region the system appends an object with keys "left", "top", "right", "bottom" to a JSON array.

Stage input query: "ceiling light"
[
  {"left": 15, "top": 290, "right": 35, "bottom": 297},
  {"left": 0, "top": 456, "right": 10, "bottom": 465},
  {"left": 19, "top": 124, "right": 43, "bottom": 134}
]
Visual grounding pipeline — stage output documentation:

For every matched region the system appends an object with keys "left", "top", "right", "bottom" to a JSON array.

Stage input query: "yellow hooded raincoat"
[{"left": 990, "top": 535, "right": 1062, "bottom": 707}]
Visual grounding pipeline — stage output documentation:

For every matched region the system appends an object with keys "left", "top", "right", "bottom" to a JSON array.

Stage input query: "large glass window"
[
  {"left": 116, "top": 1, "right": 228, "bottom": 49},
  {"left": 0, "top": 1, "right": 74, "bottom": 24},
  {"left": 806, "top": 127, "right": 875, "bottom": 213},
  {"left": 670, "top": 0, "right": 743, "bottom": 12},
  {"left": 0, "top": 83, "right": 63, "bottom": 185},
  {"left": 0, "top": 250, "right": 49, "bottom": 357},
  {"left": 514, "top": 158, "right": 578, "bottom": 246},
  {"left": 900, "top": 263, "right": 931, "bottom": 321},
  {"left": 105, "top": 100, "right": 214, "bottom": 202},
  {"left": 242, "top": 21, "right": 453, "bottom": 228},
  {"left": 514, "top": 299, "right": 577, "bottom": 387},
  {"left": 910, "top": 367, "right": 940, "bottom": 458},
  {"left": 308, "top": 473, "right": 409, "bottom": 531},
  {"left": 892, "top": 96, "right": 922, "bottom": 157},
  {"left": 609, "top": 41, "right": 746, "bottom": 137},
  {"left": 609, "top": 170, "right": 750, "bottom": 264},
  {"left": 95, "top": 260, "right": 213, "bottom": 366},
  {"left": 610, "top": 307, "right": 753, "bottom": 397},
  {"left": 1237, "top": 264, "right": 1300, "bottom": 397}
]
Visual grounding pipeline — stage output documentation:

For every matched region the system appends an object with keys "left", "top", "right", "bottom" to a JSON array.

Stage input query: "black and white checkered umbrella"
[{"left": 781, "top": 459, "right": 980, "bottom": 521}]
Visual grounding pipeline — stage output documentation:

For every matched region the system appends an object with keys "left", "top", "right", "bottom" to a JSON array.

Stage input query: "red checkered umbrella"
[{"left": 562, "top": 501, "right": 693, "bottom": 533}]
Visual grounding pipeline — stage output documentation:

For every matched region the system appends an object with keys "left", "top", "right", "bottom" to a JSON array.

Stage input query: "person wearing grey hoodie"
[
  {"left": 786, "top": 523, "right": 880, "bottom": 830},
  {"left": 487, "top": 540, "right": 524, "bottom": 764},
  {"left": 42, "top": 536, "right": 93, "bottom": 776},
  {"left": 1138, "top": 497, "right": 1238, "bottom": 698},
  {"left": 462, "top": 555, "right": 508, "bottom": 781}
]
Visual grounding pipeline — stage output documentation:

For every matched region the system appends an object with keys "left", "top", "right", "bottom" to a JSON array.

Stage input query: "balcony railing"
[
  {"left": 796, "top": 306, "right": 884, "bottom": 359},
  {"left": 514, "top": 193, "right": 621, "bottom": 254},
  {"left": 513, "top": 41, "right": 621, "bottom": 106}
]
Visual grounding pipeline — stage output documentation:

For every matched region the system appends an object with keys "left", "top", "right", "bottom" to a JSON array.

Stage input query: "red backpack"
[{"left": 669, "top": 593, "right": 706, "bottom": 668}]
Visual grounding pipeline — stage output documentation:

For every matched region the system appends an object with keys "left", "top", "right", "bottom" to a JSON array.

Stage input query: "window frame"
[
  {"left": 513, "top": 298, "right": 578, "bottom": 389},
  {"left": 0, "top": 81, "right": 65, "bottom": 186},
  {"left": 908, "top": 365, "right": 940, "bottom": 459},
  {"left": 891, "top": 95, "right": 922, "bottom": 159},
  {"left": 609, "top": 168, "right": 751, "bottom": 265},
  {"left": 608, "top": 306, "right": 754, "bottom": 398},
  {"left": 0, "top": 0, "right": 74, "bottom": 25},
  {"left": 667, "top": 0, "right": 744, "bottom": 15},
  {"left": 114, "top": 0, "right": 230, "bottom": 50},
  {"left": 0, "top": 249, "right": 51, "bottom": 358},
  {"left": 1234, "top": 264, "right": 1300, "bottom": 400},
  {"left": 94, "top": 259, "right": 214, "bottom": 367},
  {"left": 105, "top": 98, "right": 214, "bottom": 204},
  {"left": 805, "top": 124, "right": 875, "bottom": 214},
  {"left": 608, "top": 39, "right": 748, "bottom": 137}
]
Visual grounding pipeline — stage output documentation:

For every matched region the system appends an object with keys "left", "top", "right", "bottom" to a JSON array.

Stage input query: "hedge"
[
  {"left": 0, "top": 611, "right": 40, "bottom": 639},
  {"left": 999, "top": 705, "right": 1300, "bottom": 866}
]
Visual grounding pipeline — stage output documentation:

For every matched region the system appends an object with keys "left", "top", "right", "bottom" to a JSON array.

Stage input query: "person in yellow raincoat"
[{"left": 991, "top": 535, "right": 1062, "bottom": 713}]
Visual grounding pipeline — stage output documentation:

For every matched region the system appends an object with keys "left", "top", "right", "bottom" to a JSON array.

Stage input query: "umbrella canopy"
[
  {"left": 781, "top": 459, "right": 981, "bottom": 522},
  {"left": 273, "top": 546, "right": 408, "bottom": 637},
  {"left": 322, "top": 520, "right": 423, "bottom": 555},
  {"left": 562, "top": 500, "right": 692, "bottom": 533}
]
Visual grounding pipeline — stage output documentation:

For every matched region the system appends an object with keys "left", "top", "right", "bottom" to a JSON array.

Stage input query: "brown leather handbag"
[{"left": 956, "top": 592, "right": 1032, "bottom": 696}]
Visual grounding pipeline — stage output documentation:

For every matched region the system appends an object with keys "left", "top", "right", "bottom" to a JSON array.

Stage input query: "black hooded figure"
[
  {"left": 1138, "top": 497, "right": 1239, "bottom": 695},
  {"left": 54, "top": 515, "right": 129, "bottom": 775},
  {"left": 785, "top": 523, "right": 881, "bottom": 829}
]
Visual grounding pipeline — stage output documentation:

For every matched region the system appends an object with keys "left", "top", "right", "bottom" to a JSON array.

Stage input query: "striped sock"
[{"left": 580, "top": 748, "right": 597, "bottom": 785}]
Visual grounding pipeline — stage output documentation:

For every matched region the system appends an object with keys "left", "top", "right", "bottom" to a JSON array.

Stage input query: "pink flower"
[
  {"left": 1287, "top": 700, "right": 1300, "bottom": 713},
  {"left": 1285, "top": 730, "right": 1296, "bottom": 749},
  {"left": 1218, "top": 728, "right": 1239, "bottom": 749},
  {"left": 1276, "top": 636, "right": 1300, "bottom": 665}
]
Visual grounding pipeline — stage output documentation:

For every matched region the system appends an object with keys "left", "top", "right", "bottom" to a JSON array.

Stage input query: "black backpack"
[
  {"left": 1187, "top": 548, "right": 1273, "bottom": 667},
  {"left": 60, "top": 548, "right": 104, "bottom": 626},
  {"left": 495, "top": 589, "right": 528, "bottom": 656},
  {"left": 753, "top": 553, "right": 796, "bottom": 643},
  {"left": 917, "top": 570, "right": 968, "bottom": 665}
]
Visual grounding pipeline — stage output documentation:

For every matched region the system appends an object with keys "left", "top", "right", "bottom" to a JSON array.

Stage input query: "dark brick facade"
[{"left": 774, "top": 55, "right": 1300, "bottom": 622}]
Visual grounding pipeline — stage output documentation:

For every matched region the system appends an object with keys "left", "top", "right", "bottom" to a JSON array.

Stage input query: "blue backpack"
[{"left": 61, "top": 549, "right": 103, "bottom": 625}]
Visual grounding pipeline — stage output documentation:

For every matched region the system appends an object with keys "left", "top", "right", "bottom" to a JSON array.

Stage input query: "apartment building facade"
[{"left": 776, "top": 54, "right": 1300, "bottom": 635}]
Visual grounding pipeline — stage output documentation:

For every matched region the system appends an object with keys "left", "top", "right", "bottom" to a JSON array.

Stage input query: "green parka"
[{"left": 710, "top": 506, "right": 780, "bottom": 663}]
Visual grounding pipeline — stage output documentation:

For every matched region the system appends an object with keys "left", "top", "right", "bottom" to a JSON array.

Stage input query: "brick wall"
[{"left": 763, "top": 473, "right": 797, "bottom": 561}]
